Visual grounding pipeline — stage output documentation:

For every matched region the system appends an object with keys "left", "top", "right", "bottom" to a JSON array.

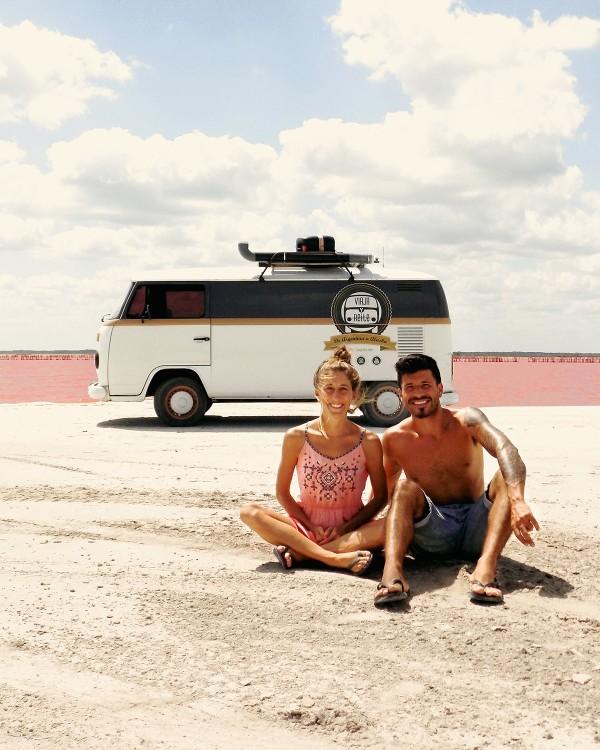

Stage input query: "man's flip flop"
[
  {"left": 469, "top": 578, "right": 504, "bottom": 605},
  {"left": 374, "top": 579, "right": 409, "bottom": 608},
  {"left": 272, "top": 545, "right": 293, "bottom": 570},
  {"left": 347, "top": 551, "right": 373, "bottom": 576}
]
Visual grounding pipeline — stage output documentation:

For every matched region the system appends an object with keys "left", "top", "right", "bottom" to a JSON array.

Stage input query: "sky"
[{"left": 1, "top": 0, "right": 600, "bottom": 352}]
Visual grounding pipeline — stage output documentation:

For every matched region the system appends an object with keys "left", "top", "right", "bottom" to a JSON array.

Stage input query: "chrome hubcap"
[
  {"left": 376, "top": 389, "right": 401, "bottom": 416},
  {"left": 169, "top": 390, "right": 194, "bottom": 415}
]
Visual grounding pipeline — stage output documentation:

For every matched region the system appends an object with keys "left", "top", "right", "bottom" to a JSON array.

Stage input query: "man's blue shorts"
[{"left": 411, "top": 490, "right": 492, "bottom": 560}]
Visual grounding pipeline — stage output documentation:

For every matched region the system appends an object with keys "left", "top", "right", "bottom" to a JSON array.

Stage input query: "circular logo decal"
[{"left": 331, "top": 283, "right": 392, "bottom": 335}]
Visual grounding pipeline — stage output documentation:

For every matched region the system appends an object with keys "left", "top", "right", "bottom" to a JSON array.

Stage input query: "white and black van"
[{"left": 89, "top": 236, "right": 457, "bottom": 426}]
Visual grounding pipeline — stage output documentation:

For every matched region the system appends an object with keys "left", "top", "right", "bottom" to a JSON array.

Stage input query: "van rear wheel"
[
  {"left": 362, "top": 381, "right": 408, "bottom": 427},
  {"left": 154, "top": 377, "right": 208, "bottom": 427}
]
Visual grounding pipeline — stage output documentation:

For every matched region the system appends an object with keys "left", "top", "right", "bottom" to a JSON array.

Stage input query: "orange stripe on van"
[
  {"left": 104, "top": 319, "right": 209, "bottom": 327},
  {"left": 105, "top": 317, "right": 450, "bottom": 326},
  {"left": 212, "top": 317, "right": 451, "bottom": 326}
]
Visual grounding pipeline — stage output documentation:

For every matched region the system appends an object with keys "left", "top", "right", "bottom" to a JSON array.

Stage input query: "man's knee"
[
  {"left": 391, "top": 479, "right": 426, "bottom": 517},
  {"left": 486, "top": 470, "right": 507, "bottom": 503}
]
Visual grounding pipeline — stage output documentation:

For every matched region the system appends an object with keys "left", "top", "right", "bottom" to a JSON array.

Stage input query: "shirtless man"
[{"left": 374, "top": 353, "right": 539, "bottom": 607}]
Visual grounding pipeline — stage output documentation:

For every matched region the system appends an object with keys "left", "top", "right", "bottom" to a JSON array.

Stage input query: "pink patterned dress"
[{"left": 290, "top": 426, "right": 369, "bottom": 543}]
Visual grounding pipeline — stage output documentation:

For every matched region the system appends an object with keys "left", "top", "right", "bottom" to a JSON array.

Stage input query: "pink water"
[
  {"left": 0, "top": 356, "right": 96, "bottom": 403},
  {"left": 453, "top": 357, "right": 599, "bottom": 406},
  {"left": 0, "top": 355, "right": 598, "bottom": 406}
]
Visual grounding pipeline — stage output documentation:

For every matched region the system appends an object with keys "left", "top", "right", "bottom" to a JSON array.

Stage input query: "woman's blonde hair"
[{"left": 313, "top": 345, "right": 364, "bottom": 411}]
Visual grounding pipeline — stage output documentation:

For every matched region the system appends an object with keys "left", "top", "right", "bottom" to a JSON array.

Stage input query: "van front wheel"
[
  {"left": 154, "top": 377, "right": 208, "bottom": 427},
  {"left": 361, "top": 382, "right": 408, "bottom": 427}
]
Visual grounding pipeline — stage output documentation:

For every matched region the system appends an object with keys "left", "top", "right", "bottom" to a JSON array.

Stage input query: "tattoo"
[
  {"left": 496, "top": 441, "right": 526, "bottom": 486},
  {"left": 461, "top": 407, "right": 526, "bottom": 486},
  {"left": 461, "top": 406, "right": 486, "bottom": 427}
]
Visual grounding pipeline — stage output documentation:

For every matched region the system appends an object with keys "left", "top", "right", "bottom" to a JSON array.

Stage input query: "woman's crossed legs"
[{"left": 240, "top": 502, "right": 385, "bottom": 574}]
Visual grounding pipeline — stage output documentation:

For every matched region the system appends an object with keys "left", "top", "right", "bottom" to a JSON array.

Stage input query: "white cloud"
[
  {"left": 0, "top": 21, "right": 132, "bottom": 128},
  {"left": 330, "top": 3, "right": 600, "bottom": 105},
  {"left": 0, "top": 140, "right": 25, "bottom": 162},
  {"left": 0, "top": 160, "right": 76, "bottom": 218},
  {"left": 0, "top": 214, "right": 50, "bottom": 249},
  {"left": 329, "top": 0, "right": 600, "bottom": 174},
  {"left": 47, "top": 128, "right": 280, "bottom": 221},
  {"left": 0, "top": 270, "right": 118, "bottom": 349},
  {"left": 524, "top": 206, "right": 600, "bottom": 251},
  {"left": 2, "top": 3, "right": 600, "bottom": 351}
]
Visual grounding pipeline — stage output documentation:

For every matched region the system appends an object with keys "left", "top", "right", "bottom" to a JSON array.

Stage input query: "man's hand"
[{"left": 510, "top": 499, "right": 540, "bottom": 546}]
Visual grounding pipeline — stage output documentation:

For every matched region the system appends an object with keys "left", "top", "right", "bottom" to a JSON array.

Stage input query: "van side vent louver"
[
  {"left": 396, "top": 282, "right": 423, "bottom": 292},
  {"left": 397, "top": 326, "right": 424, "bottom": 355}
]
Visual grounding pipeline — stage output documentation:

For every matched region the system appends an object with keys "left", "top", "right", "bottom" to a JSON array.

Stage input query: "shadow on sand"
[
  {"left": 496, "top": 556, "right": 573, "bottom": 597},
  {"left": 398, "top": 555, "right": 572, "bottom": 599},
  {"left": 253, "top": 550, "right": 573, "bottom": 603},
  {"left": 97, "top": 413, "right": 371, "bottom": 433}
]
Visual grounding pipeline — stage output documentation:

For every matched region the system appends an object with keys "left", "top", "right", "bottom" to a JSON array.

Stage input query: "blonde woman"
[{"left": 240, "top": 347, "right": 387, "bottom": 574}]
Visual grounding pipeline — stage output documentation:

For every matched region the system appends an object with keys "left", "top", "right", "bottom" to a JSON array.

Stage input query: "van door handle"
[{"left": 193, "top": 336, "right": 210, "bottom": 341}]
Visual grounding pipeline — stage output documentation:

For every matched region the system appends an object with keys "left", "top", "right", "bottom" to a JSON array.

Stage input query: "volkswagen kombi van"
[{"left": 88, "top": 237, "right": 458, "bottom": 426}]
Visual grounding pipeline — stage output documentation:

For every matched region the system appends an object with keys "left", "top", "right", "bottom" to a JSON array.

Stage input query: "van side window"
[
  {"left": 165, "top": 288, "right": 205, "bottom": 318},
  {"left": 125, "top": 284, "right": 205, "bottom": 319}
]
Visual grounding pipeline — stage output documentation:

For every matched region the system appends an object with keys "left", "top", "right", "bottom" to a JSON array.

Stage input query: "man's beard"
[{"left": 409, "top": 398, "right": 439, "bottom": 419}]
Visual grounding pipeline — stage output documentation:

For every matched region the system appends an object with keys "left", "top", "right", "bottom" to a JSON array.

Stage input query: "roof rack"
[{"left": 238, "top": 236, "right": 377, "bottom": 275}]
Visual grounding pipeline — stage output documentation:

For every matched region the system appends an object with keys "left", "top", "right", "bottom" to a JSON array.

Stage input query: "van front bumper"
[{"left": 88, "top": 382, "right": 109, "bottom": 401}]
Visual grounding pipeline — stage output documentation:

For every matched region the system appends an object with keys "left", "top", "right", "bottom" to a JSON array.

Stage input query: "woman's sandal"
[
  {"left": 346, "top": 551, "right": 373, "bottom": 576},
  {"left": 273, "top": 545, "right": 293, "bottom": 570}
]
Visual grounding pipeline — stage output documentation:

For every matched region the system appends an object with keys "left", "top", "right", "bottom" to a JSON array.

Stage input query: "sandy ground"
[{"left": 0, "top": 400, "right": 599, "bottom": 749}]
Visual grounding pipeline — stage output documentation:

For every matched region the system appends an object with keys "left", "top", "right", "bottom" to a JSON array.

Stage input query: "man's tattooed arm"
[
  {"left": 460, "top": 407, "right": 526, "bottom": 488},
  {"left": 460, "top": 407, "right": 539, "bottom": 546}
]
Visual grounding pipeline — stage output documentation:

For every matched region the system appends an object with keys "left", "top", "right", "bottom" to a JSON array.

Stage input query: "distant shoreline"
[
  {"left": 453, "top": 354, "right": 600, "bottom": 363},
  {"left": 454, "top": 351, "right": 600, "bottom": 357},
  {"left": 0, "top": 352, "right": 95, "bottom": 360},
  {"left": 1, "top": 350, "right": 599, "bottom": 362},
  {"left": 0, "top": 350, "right": 95, "bottom": 355}
]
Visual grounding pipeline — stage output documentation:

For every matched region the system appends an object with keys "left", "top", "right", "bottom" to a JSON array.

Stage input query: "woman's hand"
[{"left": 312, "top": 526, "right": 339, "bottom": 544}]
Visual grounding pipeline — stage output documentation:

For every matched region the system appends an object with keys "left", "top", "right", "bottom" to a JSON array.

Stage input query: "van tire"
[
  {"left": 361, "top": 381, "right": 408, "bottom": 427},
  {"left": 154, "top": 377, "right": 208, "bottom": 427}
]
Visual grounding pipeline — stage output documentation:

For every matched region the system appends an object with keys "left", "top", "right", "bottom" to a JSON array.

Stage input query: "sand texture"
[{"left": 0, "top": 402, "right": 599, "bottom": 749}]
